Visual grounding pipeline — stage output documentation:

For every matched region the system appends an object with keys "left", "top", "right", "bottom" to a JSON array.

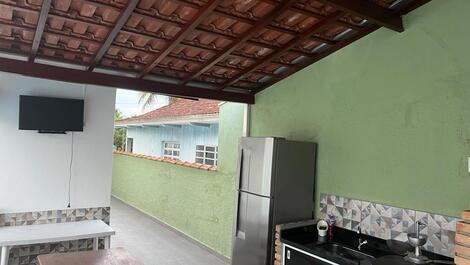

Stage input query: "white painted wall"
[{"left": 0, "top": 72, "right": 116, "bottom": 213}]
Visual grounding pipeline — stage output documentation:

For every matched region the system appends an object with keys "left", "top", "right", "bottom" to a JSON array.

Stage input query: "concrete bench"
[{"left": 0, "top": 220, "right": 115, "bottom": 265}]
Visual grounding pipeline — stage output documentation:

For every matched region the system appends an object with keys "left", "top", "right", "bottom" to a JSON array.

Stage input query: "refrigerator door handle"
[
  {"left": 237, "top": 148, "right": 244, "bottom": 191},
  {"left": 234, "top": 192, "right": 247, "bottom": 240},
  {"left": 238, "top": 149, "right": 253, "bottom": 193},
  {"left": 234, "top": 149, "right": 245, "bottom": 241}
]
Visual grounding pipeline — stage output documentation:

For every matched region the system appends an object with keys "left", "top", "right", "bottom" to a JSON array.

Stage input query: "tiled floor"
[{"left": 110, "top": 197, "right": 229, "bottom": 265}]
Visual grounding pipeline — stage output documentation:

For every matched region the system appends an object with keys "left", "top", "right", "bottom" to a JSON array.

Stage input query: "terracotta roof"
[
  {"left": 114, "top": 150, "right": 217, "bottom": 171},
  {"left": 0, "top": 0, "right": 430, "bottom": 103},
  {"left": 116, "top": 98, "right": 220, "bottom": 124}
]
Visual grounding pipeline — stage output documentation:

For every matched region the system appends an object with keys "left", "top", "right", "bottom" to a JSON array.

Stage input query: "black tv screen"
[{"left": 19, "top": 95, "right": 84, "bottom": 132}]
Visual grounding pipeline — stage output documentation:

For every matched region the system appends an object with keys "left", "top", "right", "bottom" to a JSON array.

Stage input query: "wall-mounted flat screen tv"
[{"left": 19, "top": 95, "right": 84, "bottom": 133}]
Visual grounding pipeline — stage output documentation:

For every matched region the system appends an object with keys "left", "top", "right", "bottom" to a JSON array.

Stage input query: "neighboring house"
[{"left": 115, "top": 99, "right": 220, "bottom": 166}]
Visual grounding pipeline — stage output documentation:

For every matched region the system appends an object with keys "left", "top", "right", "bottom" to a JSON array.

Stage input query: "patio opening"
[{"left": 111, "top": 90, "right": 247, "bottom": 263}]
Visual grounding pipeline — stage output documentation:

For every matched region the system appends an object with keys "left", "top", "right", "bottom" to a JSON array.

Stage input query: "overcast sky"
[{"left": 115, "top": 89, "right": 168, "bottom": 118}]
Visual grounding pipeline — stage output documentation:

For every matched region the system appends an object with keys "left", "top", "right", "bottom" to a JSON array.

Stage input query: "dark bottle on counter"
[{"left": 327, "top": 214, "right": 336, "bottom": 237}]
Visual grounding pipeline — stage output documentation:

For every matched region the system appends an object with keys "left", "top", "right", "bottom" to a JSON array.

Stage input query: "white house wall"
[
  {"left": 0, "top": 72, "right": 115, "bottom": 213},
  {"left": 126, "top": 123, "right": 218, "bottom": 162}
]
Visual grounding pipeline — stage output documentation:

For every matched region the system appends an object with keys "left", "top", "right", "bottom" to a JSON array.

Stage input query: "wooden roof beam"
[
  {"left": 87, "top": 0, "right": 139, "bottom": 71},
  {"left": 0, "top": 57, "right": 254, "bottom": 104},
  {"left": 137, "top": 0, "right": 222, "bottom": 78},
  {"left": 29, "top": 0, "right": 51, "bottom": 62},
  {"left": 317, "top": 0, "right": 404, "bottom": 32},
  {"left": 214, "top": 6, "right": 362, "bottom": 32},
  {"left": 0, "top": 20, "right": 302, "bottom": 71},
  {"left": 219, "top": 11, "right": 345, "bottom": 90},
  {"left": 3, "top": 0, "right": 336, "bottom": 52},
  {"left": 180, "top": 0, "right": 299, "bottom": 85},
  {"left": 0, "top": 39, "right": 270, "bottom": 90},
  {"left": 0, "top": 3, "right": 35, "bottom": 13}
]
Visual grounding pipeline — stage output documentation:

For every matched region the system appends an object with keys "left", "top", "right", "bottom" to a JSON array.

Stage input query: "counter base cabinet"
[{"left": 284, "top": 245, "right": 337, "bottom": 265}]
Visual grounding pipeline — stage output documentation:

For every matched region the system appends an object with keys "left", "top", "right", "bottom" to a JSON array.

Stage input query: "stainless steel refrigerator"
[{"left": 231, "top": 137, "right": 317, "bottom": 265}]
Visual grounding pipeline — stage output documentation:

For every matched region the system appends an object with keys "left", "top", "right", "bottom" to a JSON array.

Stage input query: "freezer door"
[
  {"left": 236, "top": 137, "right": 275, "bottom": 197},
  {"left": 232, "top": 191, "right": 272, "bottom": 265}
]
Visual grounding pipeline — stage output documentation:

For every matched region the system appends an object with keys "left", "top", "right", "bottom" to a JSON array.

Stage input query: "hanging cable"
[
  {"left": 67, "top": 131, "right": 74, "bottom": 208},
  {"left": 83, "top": 85, "right": 87, "bottom": 127}
]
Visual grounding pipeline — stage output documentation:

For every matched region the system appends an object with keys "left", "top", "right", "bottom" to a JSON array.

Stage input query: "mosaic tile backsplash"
[
  {"left": 319, "top": 193, "right": 458, "bottom": 257},
  {"left": 0, "top": 207, "right": 110, "bottom": 265}
]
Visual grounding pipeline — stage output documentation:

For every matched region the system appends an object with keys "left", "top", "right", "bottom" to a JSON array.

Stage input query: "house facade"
[{"left": 115, "top": 99, "right": 220, "bottom": 166}]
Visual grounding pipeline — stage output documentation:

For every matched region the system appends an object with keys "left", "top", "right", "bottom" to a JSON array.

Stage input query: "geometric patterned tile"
[
  {"left": 391, "top": 207, "right": 416, "bottom": 242},
  {"left": 319, "top": 193, "right": 458, "bottom": 258},
  {"left": 422, "top": 213, "right": 457, "bottom": 257}
]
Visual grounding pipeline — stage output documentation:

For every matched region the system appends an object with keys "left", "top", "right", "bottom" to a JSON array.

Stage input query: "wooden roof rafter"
[
  {"left": 218, "top": 10, "right": 345, "bottom": 89},
  {"left": 0, "top": 3, "right": 316, "bottom": 63},
  {"left": 179, "top": 0, "right": 300, "bottom": 85},
  {"left": 255, "top": 24, "right": 381, "bottom": 93},
  {"left": 87, "top": 0, "right": 140, "bottom": 71},
  {"left": 250, "top": 0, "right": 432, "bottom": 93},
  {"left": 0, "top": 0, "right": 431, "bottom": 103},
  {"left": 137, "top": 0, "right": 222, "bottom": 78},
  {"left": 29, "top": 0, "right": 51, "bottom": 62}
]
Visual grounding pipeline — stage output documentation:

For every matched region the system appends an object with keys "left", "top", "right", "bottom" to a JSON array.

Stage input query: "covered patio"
[{"left": 0, "top": 0, "right": 469, "bottom": 264}]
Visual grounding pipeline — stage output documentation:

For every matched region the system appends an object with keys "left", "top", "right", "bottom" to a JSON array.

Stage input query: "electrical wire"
[
  {"left": 66, "top": 85, "right": 85, "bottom": 208},
  {"left": 67, "top": 132, "right": 74, "bottom": 208},
  {"left": 83, "top": 85, "right": 87, "bottom": 127}
]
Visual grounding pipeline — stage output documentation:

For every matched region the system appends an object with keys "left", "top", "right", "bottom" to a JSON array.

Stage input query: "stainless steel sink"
[{"left": 318, "top": 243, "right": 375, "bottom": 262}]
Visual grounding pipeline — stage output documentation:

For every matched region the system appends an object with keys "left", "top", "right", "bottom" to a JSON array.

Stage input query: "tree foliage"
[
  {"left": 138, "top": 92, "right": 158, "bottom": 111},
  {"left": 114, "top": 109, "right": 126, "bottom": 151}
]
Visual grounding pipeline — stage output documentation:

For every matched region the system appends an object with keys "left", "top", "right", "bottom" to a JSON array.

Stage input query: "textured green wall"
[
  {"left": 250, "top": 0, "right": 470, "bottom": 217},
  {"left": 113, "top": 1, "right": 469, "bottom": 257},
  {"left": 112, "top": 102, "right": 245, "bottom": 257}
]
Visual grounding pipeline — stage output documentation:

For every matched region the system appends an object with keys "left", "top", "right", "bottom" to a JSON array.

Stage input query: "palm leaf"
[{"left": 138, "top": 92, "right": 157, "bottom": 111}]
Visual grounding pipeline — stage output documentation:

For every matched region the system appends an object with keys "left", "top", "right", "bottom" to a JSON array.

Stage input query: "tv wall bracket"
[{"left": 38, "top": 130, "right": 67, "bottom": 134}]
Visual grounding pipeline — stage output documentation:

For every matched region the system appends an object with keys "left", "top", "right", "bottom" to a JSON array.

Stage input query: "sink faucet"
[{"left": 357, "top": 228, "right": 368, "bottom": 250}]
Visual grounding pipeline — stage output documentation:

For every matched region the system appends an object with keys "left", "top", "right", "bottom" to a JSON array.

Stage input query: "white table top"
[{"left": 0, "top": 220, "right": 115, "bottom": 247}]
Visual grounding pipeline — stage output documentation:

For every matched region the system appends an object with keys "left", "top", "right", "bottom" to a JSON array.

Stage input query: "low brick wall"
[{"left": 113, "top": 151, "right": 217, "bottom": 171}]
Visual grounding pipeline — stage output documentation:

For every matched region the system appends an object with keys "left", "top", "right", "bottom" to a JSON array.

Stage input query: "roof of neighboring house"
[{"left": 116, "top": 98, "right": 220, "bottom": 126}]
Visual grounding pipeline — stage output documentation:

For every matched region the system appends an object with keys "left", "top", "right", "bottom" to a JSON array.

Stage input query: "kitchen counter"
[{"left": 281, "top": 224, "right": 454, "bottom": 265}]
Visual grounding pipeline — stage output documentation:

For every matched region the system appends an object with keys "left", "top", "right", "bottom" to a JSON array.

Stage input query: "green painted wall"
[
  {"left": 112, "top": 102, "right": 245, "bottom": 257},
  {"left": 250, "top": 0, "right": 470, "bottom": 218},
  {"left": 113, "top": 1, "right": 469, "bottom": 257}
]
